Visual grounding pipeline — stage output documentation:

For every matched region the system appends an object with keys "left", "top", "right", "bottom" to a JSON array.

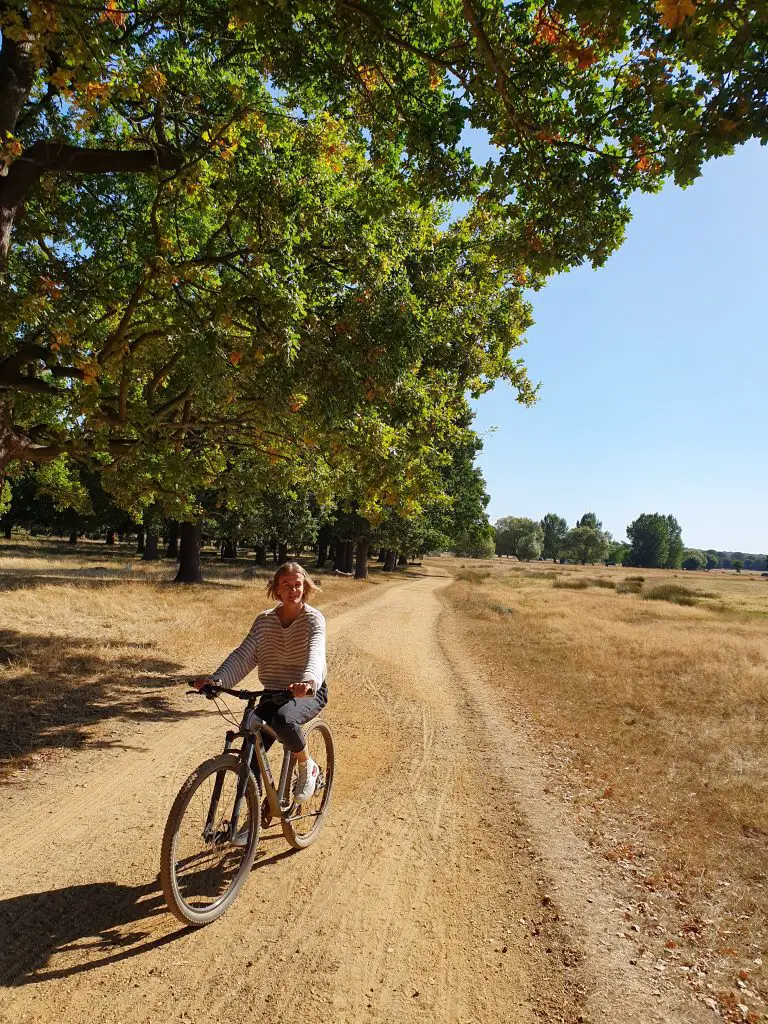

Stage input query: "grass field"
[
  {"left": 0, "top": 537, "right": 394, "bottom": 780},
  {"left": 442, "top": 556, "right": 767, "bottom": 1021},
  {"left": 2, "top": 538, "right": 765, "bottom": 1020}
]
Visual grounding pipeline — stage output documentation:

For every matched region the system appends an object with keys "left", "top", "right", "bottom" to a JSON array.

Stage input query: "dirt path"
[{"left": 0, "top": 571, "right": 710, "bottom": 1023}]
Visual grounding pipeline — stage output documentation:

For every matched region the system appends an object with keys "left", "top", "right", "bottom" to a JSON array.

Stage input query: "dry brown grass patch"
[
  {"left": 0, "top": 538, "right": 392, "bottom": 778},
  {"left": 642, "top": 582, "right": 699, "bottom": 606},
  {"left": 441, "top": 557, "right": 768, "bottom": 1019},
  {"left": 455, "top": 568, "right": 491, "bottom": 583}
]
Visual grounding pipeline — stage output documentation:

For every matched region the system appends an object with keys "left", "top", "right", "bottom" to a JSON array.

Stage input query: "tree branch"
[
  {"left": 337, "top": 0, "right": 463, "bottom": 72},
  {"left": 144, "top": 350, "right": 182, "bottom": 403},
  {"left": 460, "top": 0, "right": 525, "bottom": 132},
  {"left": 2, "top": 140, "right": 181, "bottom": 209},
  {"left": 0, "top": 341, "right": 48, "bottom": 377},
  {"left": 152, "top": 386, "right": 194, "bottom": 420},
  {"left": 98, "top": 275, "right": 150, "bottom": 364}
]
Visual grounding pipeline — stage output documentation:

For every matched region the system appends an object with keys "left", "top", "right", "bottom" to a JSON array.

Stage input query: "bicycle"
[{"left": 160, "top": 683, "right": 334, "bottom": 926}]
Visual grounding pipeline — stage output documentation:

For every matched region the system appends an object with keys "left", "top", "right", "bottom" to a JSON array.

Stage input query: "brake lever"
[{"left": 186, "top": 685, "right": 218, "bottom": 700}]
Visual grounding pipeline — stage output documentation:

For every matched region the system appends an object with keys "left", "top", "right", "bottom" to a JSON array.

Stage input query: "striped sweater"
[{"left": 213, "top": 604, "right": 327, "bottom": 694}]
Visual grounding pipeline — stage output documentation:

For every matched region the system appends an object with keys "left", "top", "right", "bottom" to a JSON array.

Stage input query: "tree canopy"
[
  {"left": 2, "top": 0, "right": 766, "bottom": 568},
  {"left": 563, "top": 522, "right": 608, "bottom": 564},
  {"left": 494, "top": 514, "right": 542, "bottom": 559},
  {"left": 626, "top": 512, "right": 683, "bottom": 568},
  {"left": 2, "top": 0, "right": 767, "bottom": 473},
  {"left": 541, "top": 511, "right": 568, "bottom": 561},
  {"left": 682, "top": 548, "right": 706, "bottom": 570}
]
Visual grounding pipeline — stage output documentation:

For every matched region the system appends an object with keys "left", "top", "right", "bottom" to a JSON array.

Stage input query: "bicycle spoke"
[
  {"left": 281, "top": 720, "right": 334, "bottom": 848},
  {"left": 161, "top": 756, "right": 259, "bottom": 924}
]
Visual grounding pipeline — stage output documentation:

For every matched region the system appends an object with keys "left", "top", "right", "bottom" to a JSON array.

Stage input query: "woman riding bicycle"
[{"left": 193, "top": 561, "right": 327, "bottom": 804}]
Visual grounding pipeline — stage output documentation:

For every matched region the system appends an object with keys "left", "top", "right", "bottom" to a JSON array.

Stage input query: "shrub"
[
  {"left": 642, "top": 584, "right": 698, "bottom": 606},
  {"left": 616, "top": 580, "right": 643, "bottom": 594},
  {"left": 625, "top": 575, "right": 645, "bottom": 583},
  {"left": 456, "top": 569, "right": 491, "bottom": 583},
  {"left": 587, "top": 577, "right": 617, "bottom": 589},
  {"left": 553, "top": 579, "right": 589, "bottom": 590},
  {"left": 488, "top": 602, "right": 515, "bottom": 615}
]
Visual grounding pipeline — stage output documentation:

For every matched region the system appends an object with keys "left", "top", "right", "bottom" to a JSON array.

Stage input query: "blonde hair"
[{"left": 266, "top": 561, "right": 321, "bottom": 602}]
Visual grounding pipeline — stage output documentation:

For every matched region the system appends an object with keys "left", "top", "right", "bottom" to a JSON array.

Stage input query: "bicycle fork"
[
  {"left": 202, "top": 726, "right": 300, "bottom": 843},
  {"left": 203, "top": 731, "right": 255, "bottom": 844}
]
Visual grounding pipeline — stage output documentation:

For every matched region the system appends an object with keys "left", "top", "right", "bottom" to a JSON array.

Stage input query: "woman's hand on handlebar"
[
  {"left": 191, "top": 675, "right": 216, "bottom": 692},
  {"left": 288, "top": 681, "right": 313, "bottom": 698}
]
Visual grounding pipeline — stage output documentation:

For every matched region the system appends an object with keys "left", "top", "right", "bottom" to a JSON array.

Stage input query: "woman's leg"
[
  {"left": 269, "top": 686, "right": 328, "bottom": 802},
  {"left": 269, "top": 684, "right": 328, "bottom": 755}
]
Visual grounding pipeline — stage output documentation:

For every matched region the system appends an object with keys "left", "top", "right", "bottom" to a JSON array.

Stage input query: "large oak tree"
[{"left": 1, "top": 0, "right": 765, "bottom": 487}]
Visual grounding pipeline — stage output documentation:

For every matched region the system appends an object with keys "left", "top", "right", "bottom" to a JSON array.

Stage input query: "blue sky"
[{"left": 471, "top": 139, "right": 767, "bottom": 554}]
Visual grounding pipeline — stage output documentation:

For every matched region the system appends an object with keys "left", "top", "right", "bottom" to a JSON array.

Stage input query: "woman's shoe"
[{"left": 293, "top": 758, "right": 319, "bottom": 804}]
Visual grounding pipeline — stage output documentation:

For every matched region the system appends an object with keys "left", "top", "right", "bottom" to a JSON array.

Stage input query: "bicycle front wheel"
[
  {"left": 160, "top": 754, "right": 260, "bottom": 926},
  {"left": 282, "top": 719, "right": 335, "bottom": 850}
]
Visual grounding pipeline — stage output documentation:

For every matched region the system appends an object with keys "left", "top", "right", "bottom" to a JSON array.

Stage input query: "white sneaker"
[
  {"left": 230, "top": 819, "right": 251, "bottom": 847},
  {"left": 293, "top": 758, "right": 319, "bottom": 804}
]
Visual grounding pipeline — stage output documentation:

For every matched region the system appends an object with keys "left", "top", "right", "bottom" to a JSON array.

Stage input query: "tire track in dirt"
[
  {"left": 436, "top": 588, "right": 714, "bottom": 1024},
  {"left": 2, "top": 571, "right": 586, "bottom": 1024}
]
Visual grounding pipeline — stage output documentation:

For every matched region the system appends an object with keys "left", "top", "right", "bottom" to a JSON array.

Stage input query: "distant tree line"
[
  {"left": 694, "top": 550, "right": 768, "bottom": 572},
  {"left": 494, "top": 511, "right": 766, "bottom": 571},
  {"left": 495, "top": 512, "right": 619, "bottom": 565},
  {"left": 0, "top": 433, "right": 496, "bottom": 581}
]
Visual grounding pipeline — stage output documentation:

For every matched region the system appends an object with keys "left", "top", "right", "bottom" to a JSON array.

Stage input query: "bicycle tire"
[
  {"left": 160, "top": 754, "right": 260, "bottom": 926},
  {"left": 281, "top": 719, "right": 335, "bottom": 850}
]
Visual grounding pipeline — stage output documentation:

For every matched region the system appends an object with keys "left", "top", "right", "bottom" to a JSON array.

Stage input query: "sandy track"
[{"left": 1, "top": 571, "right": 707, "bottom": 1023}]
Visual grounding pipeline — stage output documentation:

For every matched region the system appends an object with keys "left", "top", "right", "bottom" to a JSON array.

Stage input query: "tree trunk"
[
  {"left": 377, "top": 548, "right": 386, "bottom": 562},
  {"left": 398, "top": 553, "right": 408, "bottom": 567},
  {"left": 253, "top": 544, "right": 267, "bottom": 567},
  {"left": 384, "top": 549, "right": 397, "bottom": 572},
  {"left": 344, "top": 539, "right": 354, "bottom": 575},
  {"left": 106, "top": 529, "right": 115, "bottom": 546},
  {"left": 4, "top": 521, "right": 13, "bottom": 539},
  {"left": 331, "top": 540, "right": 354, "bottom": 573},
  {"left": 316, "top": 526, "right": 331, "bottom": 569},
  {"left": 278, "top": 541, "right": 288, "bottom": 564},
  {"left": 68, "top": 529, "right": 78, "bottom": 544},
  {"left": 166, "top": 521, "right": 179, "bottom": 559},
  {"left": 220, "top": 538, "right": 237, "bottom": 559},
  {"left": 354, "top": 537, "right": 370, "bottom": 579},
  {"left": 142, "top": 531, "right": 160, "bottom": 561},
  {"left": 174, "top": 522, "right": 203, "bottom": 583},
  {"left": 136, "top": 526, "right": 145, "bottom": 554}
]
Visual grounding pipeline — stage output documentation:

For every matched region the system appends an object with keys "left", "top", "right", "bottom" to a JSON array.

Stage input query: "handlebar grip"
[{"left": 186, "top": 684, "right": 220, "bottom": 699}]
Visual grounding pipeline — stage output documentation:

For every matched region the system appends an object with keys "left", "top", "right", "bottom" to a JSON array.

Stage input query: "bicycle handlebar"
[{"left": 186, "top": 683, "right": 290, "bottom": 701}]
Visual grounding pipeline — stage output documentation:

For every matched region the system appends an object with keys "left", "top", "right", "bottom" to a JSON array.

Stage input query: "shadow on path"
[
  {"left": 0, "top": 878, "right": 188, "bottom": 985},
  {"left": 0, "top": 571, "right": 244, "bottom": 592},
  {"left": 0, "top": 845, "right": 297, "bottom": 985},
  {"left": 0, "top": 629, "right": 193, "bottom": 775}
]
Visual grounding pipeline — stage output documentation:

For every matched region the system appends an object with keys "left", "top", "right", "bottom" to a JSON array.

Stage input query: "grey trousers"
[{"left": 255, "top": 683, "right": 328, "bottom": 754}]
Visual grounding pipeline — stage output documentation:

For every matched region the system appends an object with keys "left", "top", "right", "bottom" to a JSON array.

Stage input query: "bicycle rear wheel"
[
  {"left": 281, "top": 719, "right": 335, "bottom": 850},
  {"left": 160, "top": 754, "right": 260, "bottom": 926}
]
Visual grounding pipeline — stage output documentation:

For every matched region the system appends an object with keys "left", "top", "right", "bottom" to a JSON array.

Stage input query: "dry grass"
[
  {"left": 0, "top": 537, "right": 395, "bottom": 779},
  {"left": 438, "top": 556, "right": 768, "bottom": 1022},
  {"left": 642, "top": 582, "right": 699, "bottom": 606}
]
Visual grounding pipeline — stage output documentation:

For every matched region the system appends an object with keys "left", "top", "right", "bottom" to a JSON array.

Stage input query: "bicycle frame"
[{"left": 204, "top": 698, "right": 295, "bottom": 843}]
